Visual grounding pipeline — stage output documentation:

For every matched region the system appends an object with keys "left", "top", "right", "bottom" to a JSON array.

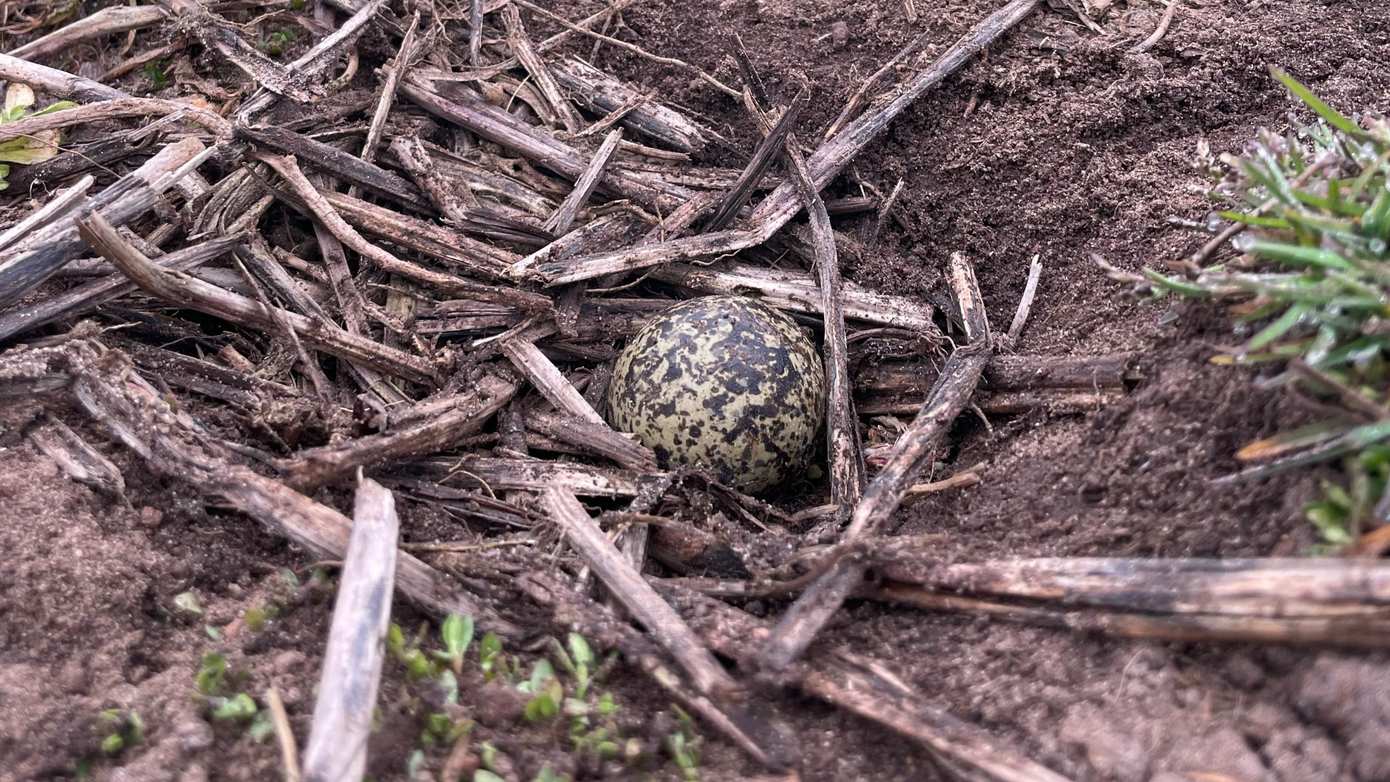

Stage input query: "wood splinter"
[
  {"left": 544, "top": 487, "right": 739, "bottom": 700},
  {"left": 302, "top": 476, "right": 400, "bottom": 782},
  {"left": 757, "top": 252, "right": 994, "bottom": 673}
]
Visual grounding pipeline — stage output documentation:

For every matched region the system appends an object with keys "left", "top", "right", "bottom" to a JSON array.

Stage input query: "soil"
[{"left": 4, "top": 0, "right": 1390, "bottom": 781}]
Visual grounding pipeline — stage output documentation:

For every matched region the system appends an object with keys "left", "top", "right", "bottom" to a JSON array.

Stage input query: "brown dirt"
[{"left": 4, "top": 0, "right": 1390, "bottom": 780}]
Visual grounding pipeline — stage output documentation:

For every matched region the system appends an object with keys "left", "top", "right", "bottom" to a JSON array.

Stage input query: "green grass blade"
[{"left": 1270, "top": 66, "right": 1366, "bottom": 138}]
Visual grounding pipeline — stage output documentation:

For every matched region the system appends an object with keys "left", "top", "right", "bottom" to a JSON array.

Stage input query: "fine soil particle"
[{"left": 4, "top": 0, "right": 1390, "bottom": 780}]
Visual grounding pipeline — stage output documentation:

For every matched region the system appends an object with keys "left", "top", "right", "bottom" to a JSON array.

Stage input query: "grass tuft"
[{"left": 1136, "top": 69, "right": 1390, "bottom": 546}]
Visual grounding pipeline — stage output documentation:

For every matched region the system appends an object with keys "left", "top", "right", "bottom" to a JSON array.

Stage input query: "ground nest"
[{"left": 2, "top": 0, "right": 1390, "bottom": 780}]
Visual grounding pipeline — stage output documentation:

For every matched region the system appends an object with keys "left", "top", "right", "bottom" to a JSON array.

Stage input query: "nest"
[{"left": 4, "top": 1, "right": 1383, "bottom": 778}]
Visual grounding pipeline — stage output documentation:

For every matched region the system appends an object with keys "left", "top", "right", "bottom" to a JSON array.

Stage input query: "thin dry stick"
[
  {"left": 75, "top": 211, "right": 436, "bottom": 383},
  {"left": 400, "top": 78, "right": 690, "bottom": 214},
  {"left": 233, "top": 0, "right": 390, "bottom": 117},
  {"left": 551, "top": 56, "right": 711, "bottom": 152},
  {"left": 737, "top": 61, "right": 867, "bottom": 514},
  {"left": 704, "top": 89, "right": 807, "bottom": 232},
  {"left": 232, "top": 254, "right": 334, "bottom": 403},
  {"left": 284, "top": 376, "right": 520, "bottom": 489},
  {"left": 510, "top": 0, "right": 740, "bottom": 98},
  {"left": 0, "top": 236, "right": 243, "bottom": 342},
  {"left": 660, "top": 585, "right": 1074, "bottom": 782},
  {"left": 514, "top": 570, "right": 783, "bottom": 770},
  {"left": 315, "top": 229, "right": 369, "bottom": 336},
  {"left": 257, "top": 152, "right": 501, "bottom": 296},
  {"left": 544, "top": 128, "right": 624, "bottom": 235},
  {"left": 50, "top": 342, "right": 516, "bottom": 633},
  {"left": 501, "top": 338, "right": 606, "bottom": 425},
  {"left": 29, "top": 413, "right": 127, "bottom": 500},
  {"left": 874, "top": 587, "right": 1390, "bottom": 648},
  {"left": 0, "top": 51, "right": 128, "bottom": 102},
  {"left": 388, "top": 135, "right": 482, "bottom": 218},
  {"left": 157, "top": 0, "right": 316, "bottom": 103},
  {"left": 0, "top": 174, "right": 93, "bottom": 252},
  {"left": 468, "top": 0, "right": 483, "bottom": 65},
  {"left": 872, "top": 554, "right": 1390, "bottom": 618},
  {"left": 302, "top": 477, "right": 400, "bottom": 782},
  {"left": 528, "top": 410, "right": 658, "bottom": 471},
  {"left": 0, "top": 97, "right": 231, "bottom": 145},
  {"left": 502, "top": 4, "right": 582, "bottom": 132},
  {"left": 822, "top": 28, "right": 934, "bottom": 141},
  {"left": 238, "top": 125, "right": 424, "bottom": 205},
  {"left": 358, "top": 10, "right": 421, "bottom": 167},
  {"left": 758, "top": 252, "right": 993, "bottom": 673},
  {"left": 7, "top": 5, "right": 167, "bottom": 61},
  {"left": 1004, "top": 254, "right": 1042, "bottom": 347},
  {"left": 265, "top": 687, "right": 302, "bottom": 782},
  {"left": 904, "top": 469, "right": 982, "bottom": 499},
  {"left": 1130, "top": 0, "right": 1181, "bottom": 53},
  {"left": 0, "top": 137, "right": 214, "bottom": 309},
  {"left": 650, "top": 262, "right": 938, "bottom": 332},
  {"left": 101, "top": 42, "right": 183, "bottom": 82},
  {"left": 534, "top": 0, "right": 642, "bottom": 56},
  {"left": 866, "top": 178, "right": 905, "bottom": 245},
  {"left": 557, "top": 0, "right": 1040, "bottom": 277},
  {"left": 729, "top": 49, "right": 862, "bottom": 500},
  {"left": 544, "top": 487, "right": 740, "bottom": 699}
]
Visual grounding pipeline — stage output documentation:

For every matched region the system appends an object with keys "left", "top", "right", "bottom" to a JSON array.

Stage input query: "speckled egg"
[{"left": 606, "top": 295, "right": 825, "bottom": 493}]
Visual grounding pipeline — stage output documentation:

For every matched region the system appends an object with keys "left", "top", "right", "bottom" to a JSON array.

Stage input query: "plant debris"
[{"left": 3, "top": 0, "right": 1390, "bottom": 780}]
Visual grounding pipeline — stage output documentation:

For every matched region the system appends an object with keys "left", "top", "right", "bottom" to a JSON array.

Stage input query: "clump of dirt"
[{"left": 4, "top": 0, "right": 1390, "bottom": 780}]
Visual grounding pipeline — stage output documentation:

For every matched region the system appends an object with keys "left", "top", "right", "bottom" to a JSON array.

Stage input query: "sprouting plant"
[
  {"left": 210, "top": 693, "right": 258, "bottom": 722},
  {"left": 432, "top": 614, "right": 475, "bottom": 677},
  {"left": 388, "top": 622, "right": 439, "bottom": 680},
  {"left": 193, "top": 652, "right": 267, "bottom": 735},
  {"left": 0, "top": 83, "right": 75, "bottom": 191},
  {"left": 518, "top": 658, "right": 563, "bottom": 721},
  {"left": 142, "top": 60, "right": 170, "bottom": 91},
  {"left": 552, "top": 633, "right": 595, "bottom": 699},
  {"left": 195, "top": 652, "right": 228, "bottom": 695},
  {"left": 478, "top": 631, "right": 504, "bottom": 682},
  {"left": 96, "top": 709, "right": 144, "bottom": 755},
  {"left": 1133, "top": 67, "right": 1390, "bottom": 547},
  {"left": 665, "top": 706, "right": 702, "bottom": 781},
  {"left": 420, "top": 711, "right": 470, "bottom": 748},
  {"left": 261, "top": 27, "right": 298, "bottom": 57}
]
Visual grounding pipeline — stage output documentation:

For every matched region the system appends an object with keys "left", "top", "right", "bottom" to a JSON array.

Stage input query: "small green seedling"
[
  {"left": 261, "top": 28, "right": 298, "bottom": 57},
  {"left": 195, "top": 652, "right": 228, "bottom": 696},
  {"left": 665, "top": 707, "right": 702, "bottom": 781},
  {"left": 388, "top": 623, "right": 437, "bottom": 680},
  {"left": 0, "top": 84, "right": 75, "bottom": 191},
  {"left": 431, "top": 614, "right": 475, "bottom": 676},
  {"left": 210, "top": 692, "right": 258, "bottom": 722},
  {"left": 194, "top": 653, "right": 265, "bottom": 736},
  {"left": 420, "top": 711, "right": 469, "bottom": 748},
  {"left": 519, "top": 659, "right": 563, "bottom": 722},
  {"left": 142, "top": 60, "right": 170, "bottom": 91},
  {"left": 96, "top": 709, "right": 144, "bottom": 755},
  {"left": 478, "top": 631, "right": 504, "bottom": 682},
  {"left": 248, "top": 711, "right": 275, "bottom": 743}
]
